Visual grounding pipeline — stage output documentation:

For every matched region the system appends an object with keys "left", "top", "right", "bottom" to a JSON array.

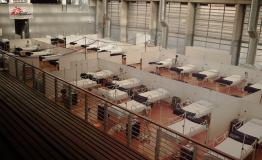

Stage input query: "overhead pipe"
[{"left": 248, "top": 0, "right": 259, "bottom": 38}]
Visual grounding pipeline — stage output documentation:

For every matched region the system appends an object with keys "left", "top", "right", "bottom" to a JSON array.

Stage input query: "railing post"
[
  {"left": 104, "top": 103, "right": 108, "bottom": 132},
  {"left": 67, "top": 85, "right": 73, "bottom": 109},
  {"left": 54, "top": 78, "right": 58, "bottom": 102},
  {"left": 23, "top": 63, "right": 26, "bottom": 83},
  {"left": 42, "top": 72, "right": 46, "bottom": 95},
  {"left": 32, "top": 67, "right": 35, "bottom": 89},
  {"left": 15, "top": 59, "right": 18, "bottom": 78},
  {"left": 85, "top": 94, "right": 89, "bottom": 121},
  {"left": 127, "top": 114, "right": 133, "bottom": 146},
  {"left": 1, "top": 52, "right": 4, "bottom": 70},
  {"left": 155, "top": 127, "right": 162, "bottom": 160}
]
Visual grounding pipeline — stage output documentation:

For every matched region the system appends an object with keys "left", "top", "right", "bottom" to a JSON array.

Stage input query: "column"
[
  {"left": 103, "top": 0, "right": 110, "bottom": 38},
  {"left": 120, "top": 0, "right": 128, "bottom": 42},
  {"left": 96, "top": 0, "right": 104, "bottom": 38},
  {"left": 150, "top": 1, "right": 159, "bottom": 45},
  {"left": 185, "top": 2, "right": 196, "bottom": 47},
  {"left": 230, "top": 4, "right": 245, "bottom": 65},
  {"left": 246, "top": 0, "right": 260, "bottom": 65},
  {"left": 160, "top": 0, "right": 168, "bottom": 48}
]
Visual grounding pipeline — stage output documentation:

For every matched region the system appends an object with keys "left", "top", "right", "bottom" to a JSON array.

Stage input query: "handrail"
[{"left": 0, "top": 49, "right": 237, "bottom": 160}]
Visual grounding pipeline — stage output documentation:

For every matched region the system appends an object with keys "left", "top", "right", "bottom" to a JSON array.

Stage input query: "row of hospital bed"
[
  {"left": 68, "top": 69, "right": 262, "bottom": 159},
  {"left": 76, "top": 69, "right": 215, "bottom": 140},
  {"left": 150, "top": 58, "right": 262, "bottom": 94}
]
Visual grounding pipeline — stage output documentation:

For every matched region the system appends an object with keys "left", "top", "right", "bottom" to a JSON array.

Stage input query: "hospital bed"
[
  {"left": 26, "top": 49, "right": 52, "bottom": 57},
  {"left": 108, "top": 100, "right": 149, "bottom": 119},
  {"left": 92, "top": 70, "right": 114, "bottom": 80},
  {"left": 112, "top": 78, "right": 141, "bottom": 90},
  {"left": 39, "top": 54, "right": 63, "bottom": 61},
  {"left": 109, "top": 48, "right": 123, "bottom": 54},
  {"left": 164, "top": 116, "right": 207, "bottom": 141},
  {"left": 244, "top": 81, "right": 262, "bottom": 93},
  {"left": 149, "top": 58, "right": 173, "bottom": 68},
  {"left": 21, "top": 45, "right": 39, "bottom": 52},
  {"left": 236, "top": 118, "right": 262, "bottom": 143},
  {"left": 216, "top": 75, "right": 244, "bottom": 86},
  {"left": 206, "top": 131, "right": 256, "bottom": 160},
  {"left": 182, "top": 100, "right": 214, "bottom": 118},
  {"left": 170, "top": 64, "right": 196, "bottom": 74},
  {"left": 97, "top": 88, "right": 128, "bottom": 102},
  {"left": 192, "top": 69, "right": 219, "bottom": 81},
  {"left": 70, "top": 79, "right": 98, "bottom": 89},
  {"left": 134, "top": 88, "right": 170, "bottom": 105},
  {"left": 86, "top": 41, "right": 105, "bottom": 50}
]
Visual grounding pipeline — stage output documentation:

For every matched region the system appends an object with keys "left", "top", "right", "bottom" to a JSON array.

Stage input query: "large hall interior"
[{"left": 1, "top": 0, "right": 262, "bottom": 160}]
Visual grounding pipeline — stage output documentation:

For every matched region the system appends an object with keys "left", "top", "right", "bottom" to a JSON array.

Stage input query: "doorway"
[{"left": 15, "top": 19, "right": 29, "bottom": 39}]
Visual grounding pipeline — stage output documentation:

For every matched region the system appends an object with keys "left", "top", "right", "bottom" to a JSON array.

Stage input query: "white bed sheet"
[
  {"left": 108, "top": 100, "right": 148, "bottom": 118},
  {"left": 183, "top": 100, "right": 214, "bottom": 118},
  {"left": 167, "top": 119, "right": 206, "bottom": 137},
  {"left": 153, "top": 58, "right": 173, "bottom": 68},
  {"left": 212, "top": 137, "right": 253, "bottom": 160},
  {"left": 42, "top": 54, "right": 62, "bottom": 61},
  {"left": 93, "top": 70, "right": 113, "bottom": 79},
  {"left": 178, "top": 65, "right": 196, "bottom": 73},
  {"left": 98, "top": 88, "right": 128, "bottom": 101},
  {"left": 237, "top": 119, "right": 262, "bottom": 143},
  {"left": 30, "top": 49, "right": 52, "bottom": 57},
  {"left": 223, "top": 75, "right": 243, "bottom": 86},
  {"left": 70, "top": 79, "right": 97, "bottom": 89},
  {"left": 112, "top": 78, "right": 141, "bottom": 89},
  {"left": 199, "top": 69, "right": 219, "bottom": 79},
  {"left": 139, "top": 88, "right": 169, "bottom": 103},
  {"left": 21, "top": 45, "right": 38, "bottom": 51}
]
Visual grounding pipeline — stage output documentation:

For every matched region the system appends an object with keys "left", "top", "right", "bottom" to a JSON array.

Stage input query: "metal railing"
[{"left": 0, "top": 50, "right": 237, "bottom": 160}]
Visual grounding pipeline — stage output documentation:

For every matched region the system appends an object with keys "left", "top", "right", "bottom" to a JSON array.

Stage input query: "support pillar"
[
  {"left": 120, "top": 0, "right": 128, "bottom": 42},
  {"left": 246, "top": 0, "right": 260, "bottom": 65},
  {"left": 160, "top": 0, "right": 168, "bottom": 48},
  {"left": 230, "top": 4, "right": 245, "bottom": 66},
  {"left": 185, "top": 3, "right": 196, "bottom": 47},
  {"left": 150, "top": 1, "right": 159, "bottom": 45},
  {"left": 96, "top": 0, "right": 104, "bottom": 38},
  {"left": 103, "top": 0, "right": 110, "bottom": 38}
]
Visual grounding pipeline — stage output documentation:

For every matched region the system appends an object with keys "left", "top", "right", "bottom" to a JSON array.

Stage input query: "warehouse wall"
[{"left": 0, "top": 4, "right": 96, "bottom": 39}]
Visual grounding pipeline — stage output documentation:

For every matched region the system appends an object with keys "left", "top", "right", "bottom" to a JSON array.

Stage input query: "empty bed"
[
  {"left": 40, "top": 54, "right": 62, "bottom": 61},
  {"left": 137, "top": 88, "right": 169, "bottom": 104},
  {"left": 112, "top": 78, "right": 141, "bottom": 89},
  {"left": 216, "top": 75, "right": 244, "bottom": 86},
  {"left": 170, "top": 64, "right": 196, "bottom": 74},
  {"left": 237, "top": 118, "right": 262, "bottom": 143},
  {"left": 70, "top": 79, "right": 97, "bottom": 89},
  {"left": 167, "top": 118, "right": 207, "bottom": 138},
  {"left": 208, "top": 137, "right": 254, "bottom": 160},
  {"left": 93, "top": 70, "right": 114, "bottom": 80},
  {"left": 149, "top": 58, "right": 173, "bottom": 68},
  {"left": 98, "top": 88, "right": 128, "bottom": 101},
  {"left": 108, "top": 100, "right": 148, "bottom": 118},
  {"left": 28, "top": 49, "right": 52, "bottom": 57},
  {"left": 192, "top": 69, "right": 219, "bottom": 80},
  {"left": 182, "top": 100, "right": 214, "bottom": 118}
]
